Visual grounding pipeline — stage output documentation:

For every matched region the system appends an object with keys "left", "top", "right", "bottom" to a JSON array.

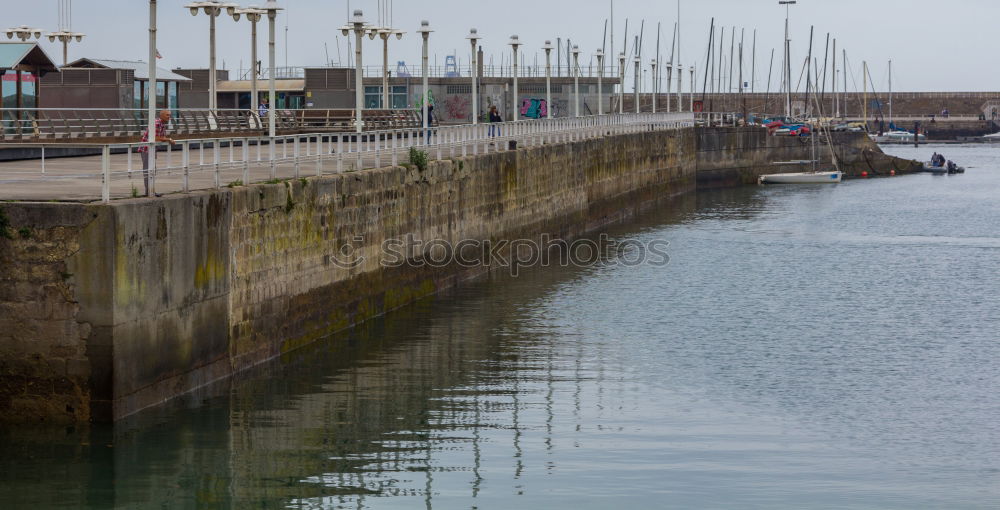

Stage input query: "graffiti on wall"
[
  {"left": 413, "top": 89, "right": 436, "bottom": 110},
  {"left": 520, "top": 98, "right": 548, "bottom": 119},
  {"left": 443, "top": 95, "right": 471, "bottom": 121}
]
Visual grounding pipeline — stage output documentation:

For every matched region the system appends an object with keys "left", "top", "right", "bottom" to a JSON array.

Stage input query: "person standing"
[
  {"left": 258, "top": 99, "right": 269, "bottom": 118},
  {"left": 488, "top": 105, "right": 502, "bottom": 137},
  {"left": 138, "top": 109, "right": 174, "bottom": 197},
  {"left": 424, "top": 103, "right": 435, "bottom": 143}
]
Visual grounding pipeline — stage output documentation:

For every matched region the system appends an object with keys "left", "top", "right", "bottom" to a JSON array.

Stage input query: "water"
[{"left": 2, "top": 145, "right": 999, "bottom": 509}]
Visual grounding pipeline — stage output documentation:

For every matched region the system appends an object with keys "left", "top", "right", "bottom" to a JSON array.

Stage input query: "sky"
[{"left": 6, "top": 0, "right": 1000, "bottom": 92}]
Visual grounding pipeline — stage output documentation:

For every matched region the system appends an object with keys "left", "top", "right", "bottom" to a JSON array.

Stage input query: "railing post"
[
  {"left": 315, "top": 136, "right": 323, "bottom": 177},
  {"left": 101, "top": 145, "right": 111, "bottom": 204},
  {"left": 240, "top": 139, "right": 248, "bottom": 186},
  {"left": 356, "top": 134, "right": 363, "bottom": 171},
  {"left": 214, "top": 140, "right": 221, "bottom": 189},
  {"left": 184, "top": 141, "right": 191, "bottom": 193},
  {"left": 375, "top": 132, "right": 382, "bottom": 168},
  {"left": 336, "top": 134, "right": 344, "bottom": 173},
  {"left": 294, "top": 135, "right": 301, "bottom": 178},
  {"left": 392, "top": 131, "right": 398, "bottom": 166}
]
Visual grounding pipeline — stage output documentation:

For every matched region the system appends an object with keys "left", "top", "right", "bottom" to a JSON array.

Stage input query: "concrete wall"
[{"left": 0, "top": 128, "right": 695, "bottom": 423}]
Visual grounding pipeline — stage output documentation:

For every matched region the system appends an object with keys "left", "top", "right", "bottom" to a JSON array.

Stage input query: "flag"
[{"left": 155, "top": 49, "right": 163, "bottom": 60}]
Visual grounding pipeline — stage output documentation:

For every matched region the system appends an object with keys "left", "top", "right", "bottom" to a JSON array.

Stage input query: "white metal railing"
[{"left": 0, "top": 112, "right": 694, "bottom": 204}]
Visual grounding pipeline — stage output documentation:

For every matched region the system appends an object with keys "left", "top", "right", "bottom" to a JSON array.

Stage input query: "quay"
[{"left": 0, "top": 112, "right": 916, "bottom": 423}]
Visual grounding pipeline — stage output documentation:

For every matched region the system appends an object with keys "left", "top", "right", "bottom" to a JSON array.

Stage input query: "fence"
[
  {"left": 0, "top": 112, "right": 694, "bottom": 204},
  {"left": 0, "top": 108, "right": 426, "bottom": 142}
]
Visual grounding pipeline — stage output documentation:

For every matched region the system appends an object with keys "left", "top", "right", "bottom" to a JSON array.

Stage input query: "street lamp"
[
  {"left": 4, "top": 26, "right": 44, "bottom": 41},
  {"left": 146, "top": 1, "right": 158, "bottom": 195},
  {"left": 650, "top": 58, "right": 658, "bottom": 113},
  {"left": 596, "top": 49, "right": 605, "bottom": 116},
  {"left": 572, "top": 45, "right": 581, "bottom": 118},
  {"left": 46, "top": 30, "right": 85, "bottom": 66},
  {"left": 633, "top": 54, "right": 640, "bottom": 113},
  {"left": 779, "top": 0, "right": 796, "bottom": 118},
  {"left": 542, "top": 40, "right": 553, "bottom": 119},
  {"left": 665, "top": 63, "right": 672, "bottom": 112},
  {"left": 690, "top": 66, "right": 696, "bottom": 112},
  {"left": 184, "top": 1, "right": 238, "bottom": 111},
  {"left": 466, "top": 28, "right": 480, "bottom": 125},
  {"left": 508, "top": 35, "right": 521, "bottom": 122},
  {"left": 231, "top": 6, "right": 266, "bottom": 113},
  {"left": 417, "top": 21, "right": 433, "bottom": 133},
  {"left": 340, "top": 9, "right": 372, "bottom": 133},
  {"left": 373, "top": 26, "right": 405, "bottom": 109},
  {"left": 263, "top": 0, "right": 282, "bottom": 138},
  {"left": 618, "top": 52, "right": 625, "bottom": 114}
]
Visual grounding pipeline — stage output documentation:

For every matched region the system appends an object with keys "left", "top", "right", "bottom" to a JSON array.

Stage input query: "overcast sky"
[{"left": 7, "top": 0, "right": 999, "bottom": 92}]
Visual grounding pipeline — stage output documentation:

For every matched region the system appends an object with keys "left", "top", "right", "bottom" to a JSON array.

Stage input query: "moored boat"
[{"left": 759, "top": 171, "right": 844, "bottom": 184}]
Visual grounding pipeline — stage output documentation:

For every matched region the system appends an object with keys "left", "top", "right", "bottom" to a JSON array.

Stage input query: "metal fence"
[
  {"left": 0, "top": 112, "right": 694, "bottom": 204},
  {"left": 0, "top": 108, "right": 426, "bottom": 142}
]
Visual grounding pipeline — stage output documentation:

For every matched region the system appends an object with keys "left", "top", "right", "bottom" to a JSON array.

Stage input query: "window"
[
  {"left": 447, "top": 84, "right": 472, "bottom": 94},
  {"left": 365, "top": 85, "right": 409, "bottom": 109}
]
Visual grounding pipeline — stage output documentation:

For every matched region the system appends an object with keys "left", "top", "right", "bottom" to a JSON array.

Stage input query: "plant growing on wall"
[
  {"left": 0, "top": 207, "right": 11, "bottom": 239},
  {"left": 408, "top": 148, "right": 428, "bottom": 172}
]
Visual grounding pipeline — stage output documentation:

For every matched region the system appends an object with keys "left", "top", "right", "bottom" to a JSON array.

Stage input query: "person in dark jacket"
[{"left": 488, "top": 105, "right": 502, "bottom": 137}]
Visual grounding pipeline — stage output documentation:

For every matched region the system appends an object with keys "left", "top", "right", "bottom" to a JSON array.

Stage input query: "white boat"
[
  {"left": 874, "top": 130, "right": 926, "bottom": 143},
  {"left": 759, "top": 171, "right": 843, "bottom": 184}
]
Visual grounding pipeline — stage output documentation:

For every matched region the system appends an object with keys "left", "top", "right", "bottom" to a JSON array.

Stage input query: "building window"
[
  {"left": 447, "top": 84, "right": 472, "bottom": 94},
  {"left": 365, "top": 85, "right": 409, "bottom": 109}
]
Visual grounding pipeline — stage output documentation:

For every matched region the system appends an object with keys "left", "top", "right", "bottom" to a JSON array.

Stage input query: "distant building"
[
  {"left": 1, "top": 42, "right": 59, "bottom": 117},
  {"left": 38, "top": 58, "right": 191, "bottom": 110}
]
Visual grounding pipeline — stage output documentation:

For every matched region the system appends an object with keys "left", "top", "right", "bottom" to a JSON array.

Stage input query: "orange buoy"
[
  {"left": 890, "top": 170, "right": 896, "bottom": 176},
  {"left": 861, "top": 171, "right": 869, "bottom": 178}
]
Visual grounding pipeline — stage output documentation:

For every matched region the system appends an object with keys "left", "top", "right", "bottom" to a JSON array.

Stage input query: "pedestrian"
[
  {"left": 138, "top": 109, "right": 174, "bottom": 197},
  {"left": 424, "top": 103, "right": 435, "bottom": 143},
  {"left": 488, "top": 105, "right": 502, "bottom": 137},
  {"left": 258, "top": 99, "right": 269, "bottom": 118}
]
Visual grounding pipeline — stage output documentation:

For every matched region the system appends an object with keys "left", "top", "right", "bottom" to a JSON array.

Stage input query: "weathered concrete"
[
  {"left": 1, "top": 128, "right": 695, "bottom": 423},
  {"left": 695, "top": 127, "right": 920, "bottom": 189}
]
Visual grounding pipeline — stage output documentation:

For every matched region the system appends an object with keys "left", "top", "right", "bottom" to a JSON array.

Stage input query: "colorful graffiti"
[
  {"left": 520, "top": 98, "right": 548, "bottom": 119},
  {"left": 443, "top": 95, "right": 471, "bottom": 121},
  {"left": 413, "top": 89, "right": 436, "bottom": 110}
]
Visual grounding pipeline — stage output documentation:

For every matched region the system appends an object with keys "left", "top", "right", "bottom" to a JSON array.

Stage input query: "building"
[
  {"left": 1, "top": 42, "right": 59, "bottom": 117},
  {"left": 38, "top": 58, "right": 191, "bottom": 110}
]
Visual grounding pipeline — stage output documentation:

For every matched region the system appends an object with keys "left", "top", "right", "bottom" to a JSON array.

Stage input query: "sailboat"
[
  {"left": 760, "top": 26, "right": 843, "bottom": 185},
  {"left": 872, "top": 60, "right": 925, "bottom": 144}
]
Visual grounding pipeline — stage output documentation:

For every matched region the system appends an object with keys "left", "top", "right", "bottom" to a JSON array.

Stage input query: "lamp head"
[
  {"left": 264, "top": 0, "right": 282, "bottom": 19},
  {"left": 418, "top": 20, "right": 433, "bottom": 36},
  {"left": 47, "top": 34, "right": 56, "bottom": 42},
  {"left": 466, "top": 28, "right": 479, "bottom": 42},
  {"left": 572, "top": 44, "right": 580, "bottom": 56},
  {"left": 394, "top": 31, "right": 404, "bottom": 40},
  {"left": 508, "top": 35, "right": 520, "bottom": 49},
  {"left": 542, "top": 40, "right": 553, "bottom": 52}
]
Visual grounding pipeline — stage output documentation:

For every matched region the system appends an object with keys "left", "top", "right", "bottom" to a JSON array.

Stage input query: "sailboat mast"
[
  {"left": 863, "top": 60, "right": 868, "bottom": 129},
  {"left": 832, "top": 38, "right": 837, "bottom": 117},
  {"left": 889, "top": 59, "right": 893, "bottom": 127}
]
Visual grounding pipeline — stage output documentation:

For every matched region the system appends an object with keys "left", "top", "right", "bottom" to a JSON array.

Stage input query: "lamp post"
[
  {"left": 572, "top": 45, "right": 580, "bottom": 118},
  {"left": 341, "top": 10, "right": 372, "bottom": 133},
  {"left": 417, "top": 21, "right": 433, "bottom": 132},
  {"left": 690, "top": 66, "right": 696, "bottom": 112},
  {"left": 185, "top": 1, "right": 238, "bottom": 111},
  {"left": 146, "top": 1, "right": 157, "bottom": 195},
  {"left": 4, "top": 26, "right": 43, "bottom": 41},
  {"left": 231, "top": 7, "right": 265, "bottom": 111},
  {"left": 46, "top": 31, "right": 85, "bottom": 66},
  {"left": 596, "top": 49, "right": 605, "bottom": 116},
  {"left": 779, "top": 0, "right": 796, "bottom": 118},
  {"left": 543, "top": 40, "right": 553, "bottom": 119},
  {"left": 508, "top": 35, "right": 521, "bottom": 122},
  {"left": 375, "top": 27, "right": 404, "bottom": 109},
  {"left": 633, "top": 54, "right": 640, "bottom": 113},
  {"left": 650, "top": 58, "right": 657, "bottom": 113},
  {"left": 264, "top": 0, "right": 282, "bottom": 137},
  {"left": 466, "top": 29, "right": 480, "bottom": 124},
  {"left": 618, "top": 52, "right": 625, "bottom": 114},
  {"left": 665, "top": 63, "right": 673, "bottom": 112}
]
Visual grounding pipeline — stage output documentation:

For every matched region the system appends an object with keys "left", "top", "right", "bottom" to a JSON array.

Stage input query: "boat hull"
[{"left": 759, "top": 171, "right": 844, "bottom": 184}]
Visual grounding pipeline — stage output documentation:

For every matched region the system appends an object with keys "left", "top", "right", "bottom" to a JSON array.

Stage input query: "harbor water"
[{"left": 1, "top": 144, "right": 998, "bottom": 509}]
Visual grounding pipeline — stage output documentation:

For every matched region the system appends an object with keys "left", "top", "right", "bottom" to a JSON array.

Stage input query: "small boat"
[
  {"left": 920, "top": 163, "right": 948, "bottom": 174},
  {"left": 874, "top": 130, "right": 926, "bottom": 144},
  {"left": 759, "top": 171, "right": 844, "bottom": 184}
]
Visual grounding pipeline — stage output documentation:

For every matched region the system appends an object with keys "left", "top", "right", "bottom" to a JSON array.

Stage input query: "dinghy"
[{"left": 759, "top": 171, "right": 843, "bottom": 184}]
